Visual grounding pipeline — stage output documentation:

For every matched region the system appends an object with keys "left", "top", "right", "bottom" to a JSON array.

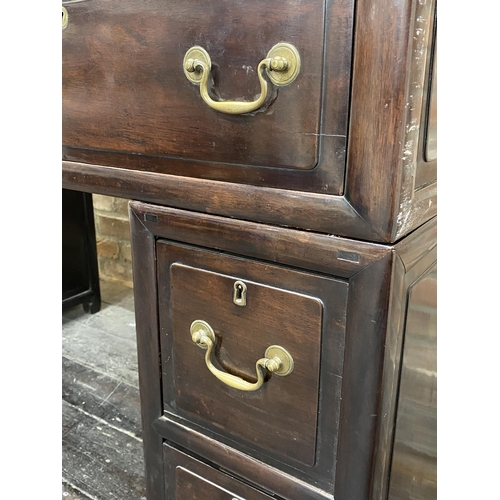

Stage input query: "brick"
[
  {"left": 92, "top": 194, "right": 115, "bottom": 212},
  {"left": 121, "top": 243, "right": 132, "bottom": 263},
  {"left": 99, "top": 258, "right": 133, "bottom": 287},
  {"left": 96, "top": 239, "right": 119, "bottom": 259},
  {"left": 96, "top": 215, "right": 131, "bottom": 241},
  {"left": 113, "top": 198, "right": 131, "bottom": 218}
]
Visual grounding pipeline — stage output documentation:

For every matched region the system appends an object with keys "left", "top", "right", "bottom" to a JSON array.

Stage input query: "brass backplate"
[
  {"left": 190, "top": 319, "right": 215, "bottom": 348},
  {"left": 62, "top": 6, "right": 68, "bottom": 29},
  {"left": 183, "top": 46, "right": 211, "bottom": 85},
  {"left": 265, "top": 345, "right": 294, "bottom": 376},
  {"left": 266, "top": 43, "right": 301, "bottom": 86}
]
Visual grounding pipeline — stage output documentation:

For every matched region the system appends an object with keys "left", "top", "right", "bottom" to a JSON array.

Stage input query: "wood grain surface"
[{"left": 158, "top": 242, "right": 348, "bottom": 472}]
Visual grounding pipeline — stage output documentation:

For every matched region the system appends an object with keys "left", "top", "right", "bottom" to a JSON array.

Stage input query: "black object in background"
[{"left": 62, "top": 189, "right": 101, "bottom": 314}]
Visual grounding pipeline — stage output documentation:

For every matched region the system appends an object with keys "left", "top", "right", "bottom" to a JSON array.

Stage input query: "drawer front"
[
  {"left": 63, "top": 0, "right": 326, "bottom": 170},
  {"left": 165, "top": 444, "right": 273, "bottom": 500},
  {"left": 62, "top": 0, "right": 355, "bottom": 195},
  {"left": 157, "top": 241, "right": 348, "bottom": 471}
]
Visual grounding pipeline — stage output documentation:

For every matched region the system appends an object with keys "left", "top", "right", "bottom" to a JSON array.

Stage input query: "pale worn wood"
[
  {"left": 62, "top": 357, "right": 142, "bottom": 438},
  {"left": 62, "top": 401, "right": 146, "bottom": 500},
  {"left": 62, "top": 281, "right": 145, "bottom": 500}
]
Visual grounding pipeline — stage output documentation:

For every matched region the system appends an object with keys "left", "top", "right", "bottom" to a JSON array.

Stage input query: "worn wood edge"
[
  {"left": 129, "top": 200, "right": 391, "bottom": 279},
  {"left": 345, "top": 0, "right": 414, "bottom": 238},
  {"left": 391, "top": 0, "right": 437, "bottom": 241},
  {"left": 346, "top": 0, "right": 437, "bottom": 242},
  {"left": 129, "top": 209, "right": 165, "bottom": 500},
  {"left": 394, "top": 182, "right": 437, "bottom": 242},
  {"left": 63, "top": 161, "right": 386, "bottom": 242},
  {"left": 394, "top": 215, "right": 437, "bottom": 272},
  {"left": 154, "top": 417, "right": 334, "bottom": 500},
  {"left": 371, "top": 247, "right": 437, "bottom": 499}
]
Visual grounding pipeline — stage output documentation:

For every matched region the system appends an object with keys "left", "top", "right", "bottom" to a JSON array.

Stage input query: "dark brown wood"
[
  {"left": 156, "top": 418, "right": 334, "bottom": 500},
  {"left": 164, "top": 444, "right": 274, "bottom": 499},
  {"left": 61, "top": 0, "right": 439, "bottom": 493},
  {"left": 394, "top": 216, "right": 437, "bottom": 272},
  {"left": 62, "top": 0, "right": 352, "bottom": 194},
  {"left": 387, "top": 263, "right": 437, "bottom": 500},
  {"left": 62, "top": 162, "right": 380, "bottom": 241},
  {"left": 346, "top": 0, "right": 437, "bottom": 241},
  {"left": 131, "top": 201, "right": 388, "bottom": 278},
  {"left": 165, "top": 256, "right": 324, "bottom": 466},
  {"left": 127, "top": 202, "right": 436, "bottom": 499},
  {"left": 129, "top": 209, "right": 165, "bottom": 500},
  {"left": 333, "top": 253, "right": 394, "bottom": 499},
  {"left": 62, "top": 0, "right": 437, "bottom": 243},
  {"left": 157, "top": 241, "right": 348, "bottom": 479}
]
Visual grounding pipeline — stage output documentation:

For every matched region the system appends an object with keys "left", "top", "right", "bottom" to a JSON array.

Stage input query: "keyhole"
[{"left": 233, "top": 281, "right": 247, "bottom": 307}]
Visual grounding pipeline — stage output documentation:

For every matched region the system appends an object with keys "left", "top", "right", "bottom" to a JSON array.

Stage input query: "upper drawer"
[
  {"left": 62, "top": 0, "right": 332, "bottom": 172},
  {"left": 62, "top": 0, "right": 437, "bottom": 243}
]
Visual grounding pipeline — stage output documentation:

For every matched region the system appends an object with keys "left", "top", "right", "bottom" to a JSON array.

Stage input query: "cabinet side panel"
[{"left": 388, "top": 263, "right": 437, "bottom": 499}]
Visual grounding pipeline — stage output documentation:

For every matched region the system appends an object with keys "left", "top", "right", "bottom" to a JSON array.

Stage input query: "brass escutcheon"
[
  {"left": 62, "top": 6, "right": 68, "bottom": 29},
  {"left": 233, "top": 280, "right": 247, "bottom": 307}
]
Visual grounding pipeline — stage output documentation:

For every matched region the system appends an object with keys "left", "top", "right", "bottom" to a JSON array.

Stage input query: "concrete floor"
[{"left": 62, "top": 280, "right": 146, "bottom": 500}]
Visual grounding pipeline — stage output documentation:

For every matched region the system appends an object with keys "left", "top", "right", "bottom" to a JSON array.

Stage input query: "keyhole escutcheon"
[{"left": 233, "top": 281, "right": 247, "bottom": 307}]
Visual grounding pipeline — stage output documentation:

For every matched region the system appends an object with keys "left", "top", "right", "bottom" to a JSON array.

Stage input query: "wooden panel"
[
  {"left": 62, "top": 164, "right": 382, "bottom": 242},
  {"left": 425, "top": 56, "right": 437, "bottom": 162},
  {"left": 388, "top": 264, "right": 437, "bottom": 499},
  {"left": 62, "top": 0, "right": 324, "bottom": 170},
  {"left": 129, "top": 210, "right": 166, "bottom": 500},
  {"left": 62, "top": 0, "right": 437, "bottom": 243},
  {"left": 165, "top": 445, "right": 273, "bottom": 499},
  {"left": 415, "top": 7, "right": 437, "bottom": 189},
  {"left": 157, "top": 240, "right": 349, "bottom": 474},
  {"left": 62, "top": 401, "right": 146, "bottom": 499},
  {"left": 169, "top": 263, "right": 322, "bottom": 466}
]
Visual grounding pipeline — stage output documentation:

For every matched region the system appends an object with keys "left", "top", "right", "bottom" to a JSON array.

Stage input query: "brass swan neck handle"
[
  {"left": 190, "top": 320, "right": 294, "bottom": 392},
  {"left": 183, "top": 43, "right": 300, "bottom": 115}
]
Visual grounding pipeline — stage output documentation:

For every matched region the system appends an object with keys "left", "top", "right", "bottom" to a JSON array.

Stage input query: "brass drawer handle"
[
  {"left": 183, "top": 43, "right": 300, "bottom": 115},
  {"left": 190, "top": 320, "right": 294, "bottom": 392}
]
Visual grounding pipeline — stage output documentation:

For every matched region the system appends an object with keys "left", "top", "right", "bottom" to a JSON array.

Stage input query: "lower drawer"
[
  {"left": 130, "top": 202, "right": 437, "bottom": 500},
  {"left": 164, "top": 444, "right": 273, "bottom": 500}
]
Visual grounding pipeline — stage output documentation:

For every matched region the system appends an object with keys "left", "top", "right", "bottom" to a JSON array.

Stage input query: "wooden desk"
[{"left": 62, "top": 0, "right": 437, "bottom": 498}]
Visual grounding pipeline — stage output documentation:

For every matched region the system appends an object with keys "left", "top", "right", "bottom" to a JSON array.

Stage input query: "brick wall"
[{"left": 92, "top": 195, "right": 133, "bottom": 287}]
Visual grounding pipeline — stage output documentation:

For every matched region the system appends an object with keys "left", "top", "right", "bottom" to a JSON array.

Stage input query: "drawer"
[
  {"left": 164, "top": 444, "right": 273, "bottom": 499},
  {"left": 157, "top": 241, "right": 348, "bottom": 471},
  {"left": 63, "top": 0, "right": 437, "bottom": 243},
  {"left": 62, "top": 0, "right": 333, "bottom": 173}
]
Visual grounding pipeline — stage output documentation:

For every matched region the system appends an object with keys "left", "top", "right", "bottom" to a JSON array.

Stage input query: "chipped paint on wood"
[{"left": 395, "top": 0, "right": 436, "bottom": 239}]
